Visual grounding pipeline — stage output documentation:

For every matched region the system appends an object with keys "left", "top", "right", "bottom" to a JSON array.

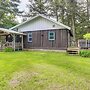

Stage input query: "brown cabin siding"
[{"left": 23, "top": 29, "right": 69, "bottom": 50}]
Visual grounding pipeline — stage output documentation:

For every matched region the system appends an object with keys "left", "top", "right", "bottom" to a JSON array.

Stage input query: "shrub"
[
  {"left": 4, "top": 47, "right": 14, "bottom": 52},
  {"left": 83, "top": 33, "right": 90, "bottom": 40},
  {"left": 79, "top": 50, "right": 90, "bottom": 57}
]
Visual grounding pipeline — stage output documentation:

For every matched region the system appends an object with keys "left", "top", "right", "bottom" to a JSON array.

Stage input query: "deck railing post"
[
  {"left": 21, "top": 35, "right": 23, "bottom": 50},
  {"left": 78, "top": 40, "right": 80, "bottom": 48},
  {"left": 86, "top": 40, "right": 87, "bottom": 48}
]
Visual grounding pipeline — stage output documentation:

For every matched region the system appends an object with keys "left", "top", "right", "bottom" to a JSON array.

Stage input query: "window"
[
  {"left": 48, "top": 31, "right": 55, "bottom": 40},
  {"left": 28, "top": 32, "right": 32, "bottom": 42}
]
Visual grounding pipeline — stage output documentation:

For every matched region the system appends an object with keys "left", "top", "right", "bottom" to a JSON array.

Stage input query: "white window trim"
[
  {"left": 48, "top": 31, "right": 55, "bottom": 41},
  {"left": 28, "top": 32, "right": 32, "bottom": 42}
]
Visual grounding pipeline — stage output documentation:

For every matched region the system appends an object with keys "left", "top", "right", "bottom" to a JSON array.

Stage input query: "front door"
[{"left": 41, "top": 31, "right": 44, "bottom": 48}]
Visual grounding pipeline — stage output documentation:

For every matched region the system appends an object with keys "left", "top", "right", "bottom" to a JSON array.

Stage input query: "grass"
[{"left": 0, "top": 51, "right": 90, "bottom": 90}]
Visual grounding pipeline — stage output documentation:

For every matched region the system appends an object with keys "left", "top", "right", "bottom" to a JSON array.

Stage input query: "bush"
[
  {"left": 79, "top": 50, "right": 90, "bottom": 57},
  {"left": 83, "top": 33, "right": 90, "bottom": 39},
  {"left": 4, "top": 47, "right": 14, "bottom": 52}
]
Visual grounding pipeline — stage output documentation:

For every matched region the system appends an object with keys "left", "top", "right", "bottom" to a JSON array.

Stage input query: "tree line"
[{"left": 0, "top": 0, "right": 90, "bottom": 42}]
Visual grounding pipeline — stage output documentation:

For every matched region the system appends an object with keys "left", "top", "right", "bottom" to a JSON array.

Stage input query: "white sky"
[
  {"left": 19, "top": 0, "right": 29, "bottom": 11},
  {"left": 17, "top": 0, "right": 29, "bottom": 23},
  {"left": 19, "top": 0, "right": 85, "bottom": 12}
]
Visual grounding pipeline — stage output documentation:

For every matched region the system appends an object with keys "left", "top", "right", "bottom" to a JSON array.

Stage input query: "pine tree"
[
  {"left": 0, "top": 0, "right": 21, "bottom": 28},
  {"left": 27, "top": 0, "right": 48, "bottom": 17},
  {"left": 64, "top": 0, "right": 78, "bottom": 45}
]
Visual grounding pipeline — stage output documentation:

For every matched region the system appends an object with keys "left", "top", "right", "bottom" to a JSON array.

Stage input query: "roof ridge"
[{"left": 10, "top": 14, "right": 71, "bottom": 30}]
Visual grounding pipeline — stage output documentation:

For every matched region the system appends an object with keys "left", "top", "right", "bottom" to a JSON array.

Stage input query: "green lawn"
[{"left": 0, "top": 51, "right": 90, "bottom": 90}]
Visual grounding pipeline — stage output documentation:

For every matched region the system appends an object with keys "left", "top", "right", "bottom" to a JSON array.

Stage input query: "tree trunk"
[
  {"left": 87, "top": 0, "right": 89, "bottom": 20},
  {"left": 86, "top": 0, "right": 90, "bottom": 33},
  {"left": 71, "top": 15, "right": 76, "bottom": 46},
  {"left": 56, "top": 8, "right": 59, "bottom": 22}
]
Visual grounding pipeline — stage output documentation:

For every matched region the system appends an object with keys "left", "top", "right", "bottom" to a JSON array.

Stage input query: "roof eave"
[{"left": 0, "top": 28, "right": 26, "bottom": 35}]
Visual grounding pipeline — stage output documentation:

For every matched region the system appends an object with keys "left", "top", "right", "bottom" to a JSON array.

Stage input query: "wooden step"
[
  {"left": 67, "top": 51, "right": 78, "bottom": 54},
  {"left": 67, "top": 47, "right": 79, "bottom": 54}
]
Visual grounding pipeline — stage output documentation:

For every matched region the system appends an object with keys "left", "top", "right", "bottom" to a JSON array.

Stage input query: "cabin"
[{"left": 10, "top": 15, "right": 73, "bottom": 50}]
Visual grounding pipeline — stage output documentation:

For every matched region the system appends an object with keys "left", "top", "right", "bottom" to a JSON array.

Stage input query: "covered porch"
[{"left": 0, "top": 28, "right": 25, "bottom": 51}]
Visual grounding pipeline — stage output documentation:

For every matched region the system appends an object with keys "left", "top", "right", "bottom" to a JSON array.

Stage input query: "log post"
[
  {"left": 21, "top": 35, "right": 23, "bottom": 50},
  {"left": 13, "top": 34, "right": 16, "bottom": 51}
]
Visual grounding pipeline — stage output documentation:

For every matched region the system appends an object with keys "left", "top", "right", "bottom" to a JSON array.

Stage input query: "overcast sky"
[
  {"left": 19, "top": 0, "right": 86, "bottom": 11},
  {"left": 16, "top": 0, "right": 29, "bottom": 22},
  {"left": 19, "top": 0, "right": 29, "bottom": 11}
]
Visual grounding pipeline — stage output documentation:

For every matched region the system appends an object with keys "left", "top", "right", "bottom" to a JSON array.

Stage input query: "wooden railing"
[
  {"left": 78, "top": 39, "right": 90, "bottom": 49},
  {"left": 0, "top": 42, "right": 22, "bottom": 50},
  {"left": 15, "top": 42, "right": 22, "bottom": 50}
]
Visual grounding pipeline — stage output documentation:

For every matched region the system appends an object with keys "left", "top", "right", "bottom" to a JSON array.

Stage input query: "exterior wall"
[
  {"left": 23, "top": 29, "right": 69, "bottom": 50},
  {"left": 16, "top": 17, "right": 67, "bottom": 32}
]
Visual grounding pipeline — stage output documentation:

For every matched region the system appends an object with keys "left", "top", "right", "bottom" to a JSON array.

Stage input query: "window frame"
[
  {"left": 48, "top": 31, "right": 55, "bottom": 41},
  {"left": 28, "top": 32, "right": 32, "bottom": 42}
]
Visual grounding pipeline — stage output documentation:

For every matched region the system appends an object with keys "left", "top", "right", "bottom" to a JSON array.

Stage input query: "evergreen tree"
[
  {"left": 27, "top": 0, "right": 48, "bottom": 17},
  {"left": 0, "top": 0, "right": 21, "bottom": 28},
  {"left": 66, "top": 0, "right": 77, "bottom": 45}
]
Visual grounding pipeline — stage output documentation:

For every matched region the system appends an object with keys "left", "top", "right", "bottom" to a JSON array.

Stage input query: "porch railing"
[
  {"left": 0, "top": 42, "right": 22, "bottom": 50},
  {"left": 78, "top": 39, "right": 90, "bottom": 49}
]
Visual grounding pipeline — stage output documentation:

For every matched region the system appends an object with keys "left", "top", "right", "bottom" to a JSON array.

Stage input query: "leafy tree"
[{"left": 83, "top": 33, "right": 90, "bottom": 40}]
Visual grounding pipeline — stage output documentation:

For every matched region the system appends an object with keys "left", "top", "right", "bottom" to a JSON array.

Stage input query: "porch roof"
[{"left": 0, "top": 28, "right": 25, "bottom": 35}]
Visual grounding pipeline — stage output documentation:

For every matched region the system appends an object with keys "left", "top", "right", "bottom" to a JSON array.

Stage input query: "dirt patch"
[
  {"left": 46, "top": 83, "right": 64, "bottom": 90},
  {"left": 9, "top": 71, "right": 39, "bottom": 89}
]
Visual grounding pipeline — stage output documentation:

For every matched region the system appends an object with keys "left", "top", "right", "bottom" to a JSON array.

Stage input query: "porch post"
[
  {"left": 13, "top": 34, "right": 16, "bottom": 51},
  {"left": 78, "top": 40, "right": 80, "bottom": 48},
  {"left": 68, "top": 31, "right": 70, "bottom": 47},
  {"left": 21, "top": 35, "right": 23, "bottom": 50},
  {"left": 86, "top": 40, "right": 87, "bottom": 48}
]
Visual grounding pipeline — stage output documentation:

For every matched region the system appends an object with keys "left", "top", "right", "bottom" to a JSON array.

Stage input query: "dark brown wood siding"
[{"left": 23, "top": 29, "right": 69, "bottom": 50}]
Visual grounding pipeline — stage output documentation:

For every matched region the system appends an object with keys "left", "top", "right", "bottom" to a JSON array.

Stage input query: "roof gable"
[{"left": 10, "top": 15, "right": 71, "bottom": 30}]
